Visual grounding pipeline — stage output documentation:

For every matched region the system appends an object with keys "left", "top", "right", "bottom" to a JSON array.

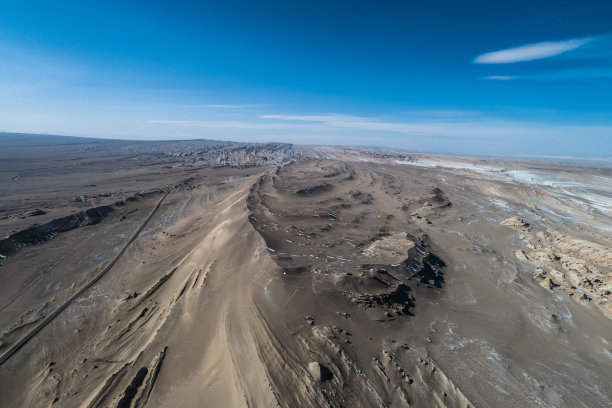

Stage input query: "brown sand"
[{"left": 0, "top": 134, "right": 610, "bottom": 407}]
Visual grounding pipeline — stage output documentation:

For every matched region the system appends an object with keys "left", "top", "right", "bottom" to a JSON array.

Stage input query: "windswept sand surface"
[{"left": 0, "top": 134, "right": 610, "bottom": 407}]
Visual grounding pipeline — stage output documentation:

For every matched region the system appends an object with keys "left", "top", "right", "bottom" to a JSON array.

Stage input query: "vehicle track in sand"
[{"left": 0, "top": 191, "right": 170, "bottom": 365}]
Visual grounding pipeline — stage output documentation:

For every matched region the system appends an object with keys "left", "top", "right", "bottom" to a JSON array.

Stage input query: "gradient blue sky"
[{"left": 1, "top": 0, "right": 611, "bottom": 157}]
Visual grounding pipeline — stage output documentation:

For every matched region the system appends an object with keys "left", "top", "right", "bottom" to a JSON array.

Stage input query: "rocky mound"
[
  {"left": 0, "top": 192, "right": 161, "bottom": 255},
  {"left": 247, "top": 159, "right": 446, "bottom": 322},
  {"left": 0, "top": 206, "right": 114, "bottom": 255},
  {"left": 361, "top": 233, "right": 415, "bottom": 264},
  {"left": 503, "top": 221, "right": 611, "bottom": 318},
  {"left": 500, "top": 216, "right": 530, "bottom": 230}
]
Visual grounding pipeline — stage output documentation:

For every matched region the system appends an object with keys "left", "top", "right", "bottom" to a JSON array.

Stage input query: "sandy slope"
[
  {"left": 0, "top": 135, "right": 610, "bottom": 407},
  {"left": 0, "top": 176, "right": 279, "bottom": 407}
]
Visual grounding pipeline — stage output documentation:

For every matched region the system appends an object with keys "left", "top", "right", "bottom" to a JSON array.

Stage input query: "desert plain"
[{"left": 0, "top": 133, "right": 610, "bottom": 407}]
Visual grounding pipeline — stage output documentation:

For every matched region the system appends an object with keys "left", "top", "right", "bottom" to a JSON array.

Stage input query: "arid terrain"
[{"left": 0, "top": 133, "right": 610, "bottom": 407}]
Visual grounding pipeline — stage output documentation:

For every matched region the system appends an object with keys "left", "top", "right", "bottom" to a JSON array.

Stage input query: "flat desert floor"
[{"left": 0, "top": 134, "right": 610, "bottom": 407}]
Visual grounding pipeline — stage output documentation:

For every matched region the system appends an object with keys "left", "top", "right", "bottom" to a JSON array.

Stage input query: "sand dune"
[{"left": 0, "top": 134, "right": 610, "bottom": 407}]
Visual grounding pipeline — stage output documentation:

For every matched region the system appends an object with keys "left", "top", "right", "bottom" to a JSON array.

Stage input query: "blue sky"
[{"left": 0, "top": 0, "right": 611, "bottom": 157}]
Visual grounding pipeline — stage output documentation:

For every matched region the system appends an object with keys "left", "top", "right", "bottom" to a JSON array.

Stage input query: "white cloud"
[
  {"left": 189, "top": 104, "right": 246, "bottom": 108},
  {"left": 148, "top": 119, "right": 298, "bottom": 130},
  {"left": 482, "top": 69, "right": 612, "bottom": 81},
  {"left": 474, "top": 38, "right": 591, "bottom": 64},
  {"left": 482, "top": 75, "right": 517, "bottom": 81},
  {"left": 185, "top": 104, "right": 265, "bottom": 109},
  {"left": 149, "top": 114, "right": 612, "bottom": 143},
  {"left": 260, "top": 114, "right": 372, "bottom": 122},
  {"left": 402, "top": 109, "right": 481, "bottom": 118}
]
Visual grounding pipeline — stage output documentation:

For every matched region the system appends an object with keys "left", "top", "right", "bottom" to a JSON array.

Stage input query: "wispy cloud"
[
  {"left": 474, "top": 37, "right": 591, "bottom": 64},
  {"left": 260, "top": 114, "right": 369, "bottom": 123},
  {"left": 185, "top": 104, "right": 264, "bottom": 109},
  {"left": 482, "top": 75, "right": 518, "bottom": 81},
  {"left": 148, "top": 119, "right": 297, "bottom": 130},
  {"left": 149, "top": 113, "right": 612, "bottom": 143},
  {"left": 483, "top": 69, "right": 612, "bottom": 81},
  {"left": 401, "top": 109, "right": 482, "bottom": 119}
]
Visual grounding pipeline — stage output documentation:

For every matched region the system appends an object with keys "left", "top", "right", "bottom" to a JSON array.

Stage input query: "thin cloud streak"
[
  {"left": 185, "top": 104, "right": 265, "bottom": 109},
  {"left": 150, "top": 114, "right": 612, "bottom": 141},
  {"left": 483, "top": 75, "right": 518, "bottom": 81},
  {"left": 260, "top": 114, "right": 373, "bottom": 122},
  {"left": 148, "top": 119, "right": 300, "bottom": 130},
  {"left": 474, "top": 37, "right": 591, "bottom": 64},
  {"left": 189, "top": 104, "right": 245, "bottom": 108},
  {"left": 260, "top": 114, "right": 611, "bottom": 138},
  {"left": 482, "top": 69, "right": 612, "bottom": 81}
]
